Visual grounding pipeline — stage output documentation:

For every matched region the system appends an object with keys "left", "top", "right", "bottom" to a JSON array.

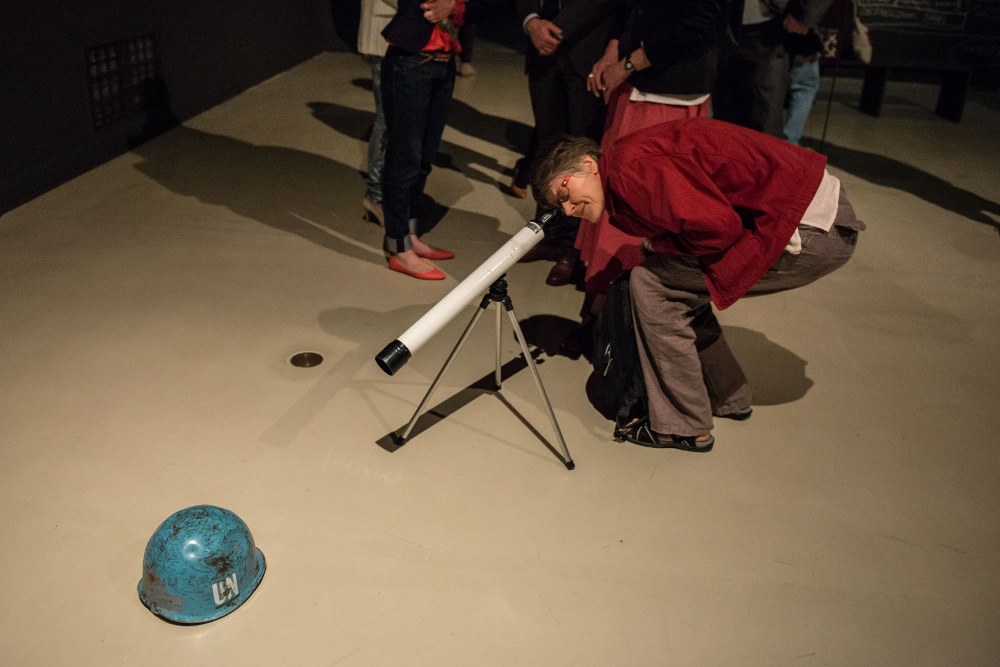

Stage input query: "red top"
[{"left": 601, "top": 118, "right": 827, "bottom": 309}]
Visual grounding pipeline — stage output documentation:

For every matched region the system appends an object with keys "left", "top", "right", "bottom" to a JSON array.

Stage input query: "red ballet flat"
[
  {"left": 414, "top": 247, "right": 455, "bottom": 260},
  {"left": 388, "top": 255, "right": 446, "bottom": 280}
]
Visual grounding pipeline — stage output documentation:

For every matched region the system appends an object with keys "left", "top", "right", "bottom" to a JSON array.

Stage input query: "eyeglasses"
[{"left": 555, "top": 174, "right": 571, "bottom": 204}]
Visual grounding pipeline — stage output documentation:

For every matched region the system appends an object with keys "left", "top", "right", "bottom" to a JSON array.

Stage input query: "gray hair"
[{"left": 530, "top": 136, "right": 601, "bottom": 208}]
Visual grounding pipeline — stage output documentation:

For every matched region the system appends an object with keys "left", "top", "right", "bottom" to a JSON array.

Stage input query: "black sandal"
[
  {"left": 718, "top": 408, "right": 752, "bottom": 421},
  {"left": 617, "top": 421, "right": 714, "bottom": 452}
]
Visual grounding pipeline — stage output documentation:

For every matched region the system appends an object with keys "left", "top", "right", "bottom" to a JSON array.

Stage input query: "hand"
[
  {"left": 420, "top": 0, "right": 455, "bottom": 24},
  {"left": 783, "top": 14, "right": 809, "bottom": 35},
  {"left": 587, "top": 39, "right": 619, "bottom": 98},
  {"left": 599, "top": 59, "right": 630, "bottom": 103},
  {"left": 526, "top": 18, "right": 562, "bottom": 56}
]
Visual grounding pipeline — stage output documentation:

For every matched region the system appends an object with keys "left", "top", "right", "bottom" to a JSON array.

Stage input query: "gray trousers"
[
  {"left": 630, "top": 191, "right": 865, "bottom": 436},
  {"left": 713, "top": 22, "right": 789, "bottom": 137}
]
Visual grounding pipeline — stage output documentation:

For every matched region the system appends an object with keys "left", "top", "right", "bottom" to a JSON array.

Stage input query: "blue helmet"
[{"left": 137, "top": 505, "right": 266, "bottom": 624}]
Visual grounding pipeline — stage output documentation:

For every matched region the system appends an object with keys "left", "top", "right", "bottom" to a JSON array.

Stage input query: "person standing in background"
[
  {"left": 358, "top": 0, "right": 397, "bottom": 227},
  {"left": 457, "top": 0, "right": 477, "bottom": 76},
  {"left": 713, "top": 0, "right": 830, "bottom": 137},
  {"left": 379, "top": 0, "right": 465, "bottom": 280},
  {"left": 782, "top": 0, "right": 834, "bottom": 144},
  {"left": 577, "top": 0, "right": 729, "bottom": 313},
  {"left": 513, "top": 0, "right": 619, "bottom": 287}
]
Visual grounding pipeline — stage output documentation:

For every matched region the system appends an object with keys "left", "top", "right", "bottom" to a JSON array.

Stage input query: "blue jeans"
[
  {"left": 380, "top": 47, "right": 456, "bottom": 253},
  {"left": 365, "top": 55, "right": 387, "bottom": 203},
  {"left": 784, "top": 59, "right": 820, "bottom": 145}
]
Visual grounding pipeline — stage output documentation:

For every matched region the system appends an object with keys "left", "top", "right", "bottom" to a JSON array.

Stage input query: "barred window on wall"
[{"left": 85, "top": 33, "right": 160, "bottom": 130}]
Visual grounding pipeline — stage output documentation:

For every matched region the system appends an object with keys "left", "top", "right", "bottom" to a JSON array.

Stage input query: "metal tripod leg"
[
  {"left": 494, "top": 297, "right": 503, "bottom": 390},
  {"left": 502, "top": 302, "right": 574, "bottom": 469},
  {"left": 394, "top": 290, "right": 575, "bottom": 470},
  {"left": 396, "top": 302, "right": 488, "bottom": 444}
]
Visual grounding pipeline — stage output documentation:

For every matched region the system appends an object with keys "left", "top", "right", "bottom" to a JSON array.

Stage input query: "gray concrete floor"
[{"left": 2, "top": 42, "right": 999, "bottom": 665}]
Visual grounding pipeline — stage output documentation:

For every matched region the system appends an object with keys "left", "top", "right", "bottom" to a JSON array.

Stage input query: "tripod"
[{"left": 393, "top": 274, "right": 575, "bottom": 470}]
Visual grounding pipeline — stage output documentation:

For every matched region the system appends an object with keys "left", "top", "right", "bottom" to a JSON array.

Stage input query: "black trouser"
[{"left": 713, "top": 20, "right": 789, "bottom": 137}]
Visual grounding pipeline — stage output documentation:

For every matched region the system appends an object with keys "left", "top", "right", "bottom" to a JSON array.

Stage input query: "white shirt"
[
  {"left": 784, "top": 169, "right": 841, "bottom": 254},
  {"left": 628, "top": 89, "right": 711, "bottom": 107}
]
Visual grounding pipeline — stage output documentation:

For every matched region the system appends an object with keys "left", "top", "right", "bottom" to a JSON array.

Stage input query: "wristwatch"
[{"left": 624, "top": 55, "right": 635, "bottom": 73}]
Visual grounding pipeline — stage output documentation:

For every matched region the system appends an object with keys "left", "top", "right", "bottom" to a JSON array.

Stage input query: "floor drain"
[{"left": 289, "top": 352, "right": 324, "bottom": 368}]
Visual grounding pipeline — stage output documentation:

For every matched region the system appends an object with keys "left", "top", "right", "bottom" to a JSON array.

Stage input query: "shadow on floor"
[
  {"left": 581, "top": 324, "right": 814, "bottom": 422},
  {"left": 519, "top": 316, "right": 814, "bottom": 422},
  {"left": 374, "top": 348, "right": 569, "bottom": 464},
  {"left": 133, "top": 125, "right": 387, "bottom": 264},
  {"left": 131, "top": 125, "right": 500, "bottom": 263},
  {"left": 807, "top": 138, "right": 1000, "bottom": 236},
  {"left": 307, "top": 100, "right": 526, "bottom": 193},
  {"left": 347, "top": 77, "right": 533, "bottom": 156}
]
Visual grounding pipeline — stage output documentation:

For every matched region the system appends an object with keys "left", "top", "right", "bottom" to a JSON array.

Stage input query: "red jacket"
[{"left": 601, "top": 118, "right": 827, "bottom": 309}]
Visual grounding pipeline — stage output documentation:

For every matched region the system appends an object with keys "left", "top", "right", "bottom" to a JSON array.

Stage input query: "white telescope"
[{"left": 375, "top": 212, "right": 555, "bottom": 375}]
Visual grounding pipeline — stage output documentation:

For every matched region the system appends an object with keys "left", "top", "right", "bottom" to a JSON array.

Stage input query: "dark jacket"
[
  {"left": 382, "top": 0, "right": 461, "bottom": 53},
  {"left": 515, "top": 0, "right": 620, "bottom": 79},
  {"left": 617, "top": 0, "right": 730, "bottom": 95}
]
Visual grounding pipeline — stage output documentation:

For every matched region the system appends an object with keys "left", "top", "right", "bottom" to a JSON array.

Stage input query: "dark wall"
[
  {"left": 846, "top": 0, "right": 1000, "bottom": 70},
  {"left": 1, "top": 0, "right": 339, "bottom": 214}
]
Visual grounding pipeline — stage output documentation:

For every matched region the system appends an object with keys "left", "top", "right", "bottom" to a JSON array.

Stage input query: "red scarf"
[{"left": 423, "top": 0, "right": 465, "bottom": 53}]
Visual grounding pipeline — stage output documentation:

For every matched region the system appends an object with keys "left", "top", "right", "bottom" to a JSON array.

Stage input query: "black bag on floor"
[{"left": 592, "top": 272, "right": 648, "bottom": 439}]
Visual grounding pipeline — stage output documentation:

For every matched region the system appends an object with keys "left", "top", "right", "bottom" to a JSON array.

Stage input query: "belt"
[{"left": 418, "top": 51, "right": 454, "bottom": 64}]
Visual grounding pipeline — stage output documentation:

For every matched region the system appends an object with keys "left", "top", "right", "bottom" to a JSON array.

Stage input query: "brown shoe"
[{"left": 545, "top": 256, "right": 576, "bottom": 286}]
